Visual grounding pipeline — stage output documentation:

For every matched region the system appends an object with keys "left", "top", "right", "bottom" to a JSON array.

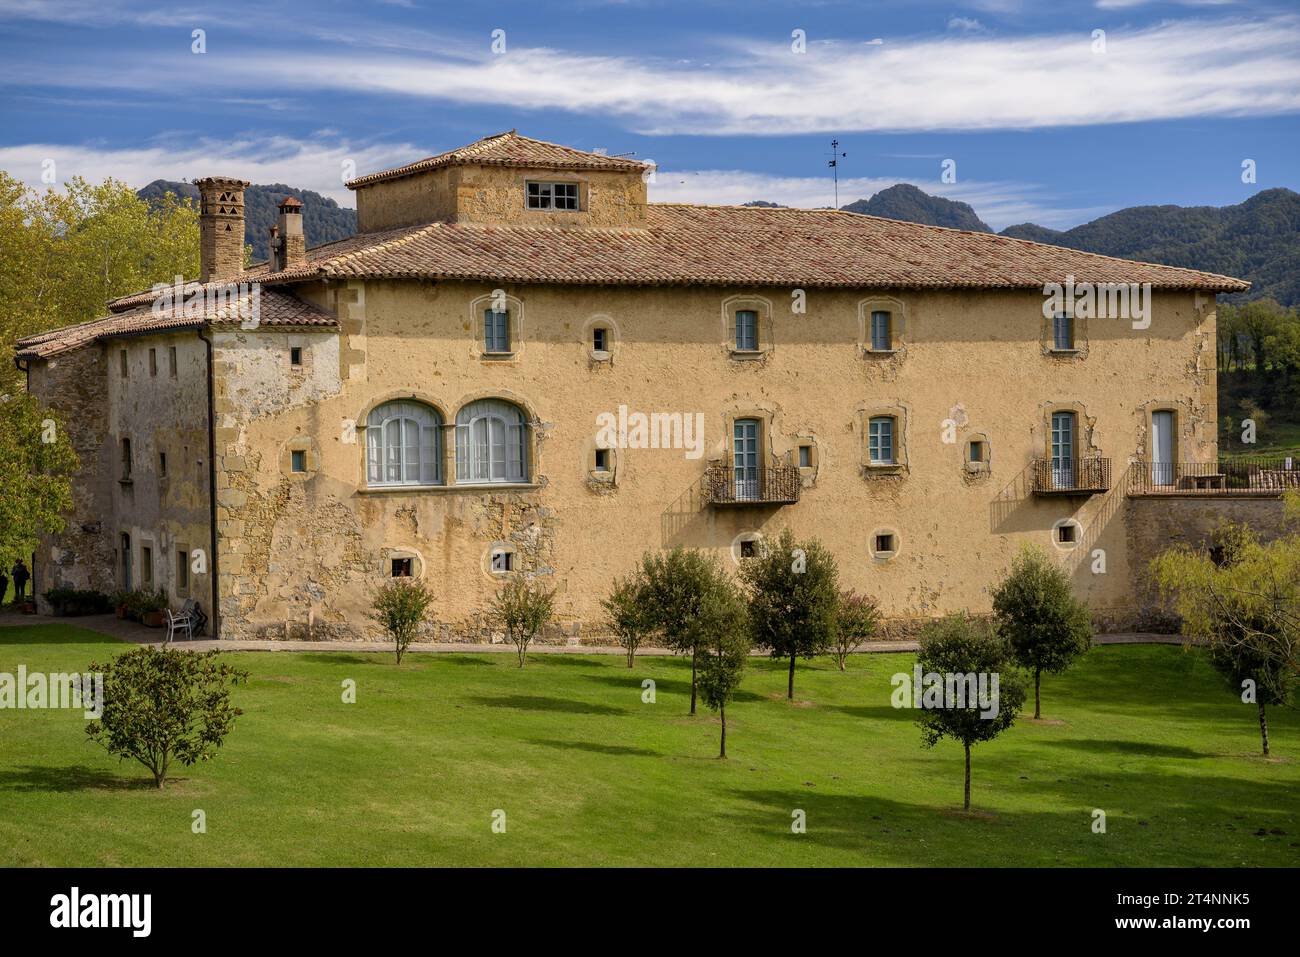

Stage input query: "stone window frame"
[
  {"left": 869, "top": 526, "right": 900, "bottom": 562},
  {"left": 486, "top": 542, "right": 517, "bottom": 577},
  {"left": 525, "top": 179, "right": 584, "bottom": 212},
  {"left": 585, "top": 435, "right": 618, "bottom": 488},
  {"left": 140, "top": 540, "right": 155, "bottom": 588},
  {"left": 582, "top": 313, "right": 620, "bottom": 363},
  {"left": 470, "top": 291, "right": 526, "bottom": 360},
  {"left": 729, "top": 530, "right": 765, "bottom": 566},
  {"left": 355, "top": 392, "right": 451, "bottom": 492},
  {"left": 168, "top": 345, "right": 178, "bottom": 378},
  {"left": 723, "top": 409, "right": 775, "bottom": 473},
  {"left": 281, "top": 434, "right": 320, "bottom": 482},
  {"left": 1041, "top": 308, "right": 1090, "bottom": 360},
  {"left": 175, "top": 544, "right": 190, "bottom": 596},
  {"left": 1052, "top": 517, "right": 1082, "bottom": 551},
  {"left": 860, "top": 403, "right": 910, "bottom": 476},
  {"left": 858, "top": 296, "right": 908, "bottom": 357},
  {"left": 381, "top": 547, "right": 426, "bottom": 579},
  {"left": 964, "top": 431, "right": 992, "bottom": 474},
  {"left": 794, "top": 434, "right": 820, "bottom": 480},
  {"left": 1136, "top": 400, "right": 1187, "bottom": 466},
  {"left": 1038, "top": 401, "right": 1098, "bottom": 463},
  {"left": 721, "top": 294, "right": 774, "bottom": 359}
]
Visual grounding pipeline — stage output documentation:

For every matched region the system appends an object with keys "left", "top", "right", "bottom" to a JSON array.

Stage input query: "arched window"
[
  {"left": 366, "top": 401, "right": 443, "bottom": 487},
  {"left": 456, "top": 399, "right": 528, "bottom": 483}
]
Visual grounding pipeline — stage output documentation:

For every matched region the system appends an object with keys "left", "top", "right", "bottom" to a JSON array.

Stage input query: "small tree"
[
  {"left": 830, "top": 589, "right": 880, "bottom": 670},
  {"left": 491, "top": 574, "right": 556, "bottom": 667},
  {"left": 1152, "top": 519, "right": 1300, "bottom": 756},
  {"left": 991, "top": 545, "right": 1093, "bottom": 718},
  {"left": 0, "top": 393, "right": 78, "bottom": 571},
  {"left": 740, "top": 529, "right": 840, "bottom": 699},
  {"left": 639, "top": 547, "right": 725, "bottom": 714},
  {"left": 693, "top": 577, "right": 751, "bottom": 758},
  {"left": 601, "top": 571, "right": 655, "bottom": 668},
  {"left": 915, "top": 614, "right": 1027, "bottom": 811},
  {"left": 86, "top": 647, "right": 247, "bottom": 788},
  {"left": 370, "top": 579, "right": 435, "bottom": 664}
]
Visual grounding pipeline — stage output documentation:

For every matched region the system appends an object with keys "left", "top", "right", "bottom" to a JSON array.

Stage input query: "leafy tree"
[
  {"left": 830, "top": 589, "right": 880, "bottom": 670},
  {"left": 0, "top": 393, "right": 78, "bottom": 570},
  {"left": 601, "top": 570, "right": 655, "bottom": 668},
  {"left": 639, "top": 547, "right": 725, "bottom": 714},
  {"left": 914, "top": 614, "right": 1027, "bottom": 811},
  {"left": 1152, "top": 516, "right": 1300, "bottom": 755},
  {"left": 693, "top": 577, "right": 751, "bottom": 758},
  {"left": 86, "top": 647, "right": 247, "bottom": 788},
  {"left": 490, "top": 574, "right": 556, "bottom": 667},
  {"left": 739, "top": 529, "right": 840, "bottom": 699},
  {"left": 370, "top": 578, "right": 435, "bottom": 664},
  {"left": 990, "top": 545, "right": 1092, "bottom": 718},
  {"left": 0, "top": 173, "right": 199, "bottom": 394}
]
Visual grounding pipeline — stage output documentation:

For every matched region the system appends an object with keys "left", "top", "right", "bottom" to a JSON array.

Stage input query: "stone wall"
[
  {"left": 204, "top": 276, "right": 1218, "bottom": 642},
  {"left": 1119, "top": 493, "right": 1290, "bottom": 629}
]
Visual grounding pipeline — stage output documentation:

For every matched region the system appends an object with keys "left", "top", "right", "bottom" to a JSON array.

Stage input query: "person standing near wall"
[{"left": 11, "top": 560, "right": 30, "bottom": 601}]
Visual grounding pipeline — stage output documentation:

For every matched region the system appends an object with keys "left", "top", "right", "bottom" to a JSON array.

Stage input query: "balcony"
[
  {"left": 702, "top": 466, "right": 801, "bottom": 507},
  {"left": 1032, "top": 456, "right": 1111, "bottom": 496},
  {"left": 1129, "top": 458, "right": 1300, "bottom": 496}
]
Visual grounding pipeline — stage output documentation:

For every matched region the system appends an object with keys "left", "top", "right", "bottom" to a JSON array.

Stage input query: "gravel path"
[{"left": 0, "top": 611, "right": 1187, "bottom": 656}]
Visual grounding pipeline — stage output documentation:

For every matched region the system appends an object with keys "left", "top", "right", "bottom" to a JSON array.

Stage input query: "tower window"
[
  {"left": 594, "top": 448, "right": 610, "bottom": 472},
  {"left": 290, "top": 346, "right": 303, "bottom": 367},
  {"left": 291, "top": 450, "right": 306, "bottom": 473}
]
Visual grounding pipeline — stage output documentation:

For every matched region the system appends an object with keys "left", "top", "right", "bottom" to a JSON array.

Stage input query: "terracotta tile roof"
[
  {"left": 257, "top": 204, "right": 1250, "bottom": 292},
  {"left": 16, "top": 287, "right": 336, "bottom": 359},
  {"left": 345, "top": 130, "right": 649, "bottom": 188}
]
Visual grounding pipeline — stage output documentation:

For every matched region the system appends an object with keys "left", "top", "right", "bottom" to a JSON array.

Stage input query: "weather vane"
[{"left": 827, "top": 139, "right": 847, "bottom": 208}]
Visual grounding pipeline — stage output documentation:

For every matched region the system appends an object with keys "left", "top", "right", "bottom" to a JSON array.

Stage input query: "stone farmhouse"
[{"left": 16, "top": 131, "right": 1266, "bottom": 641}]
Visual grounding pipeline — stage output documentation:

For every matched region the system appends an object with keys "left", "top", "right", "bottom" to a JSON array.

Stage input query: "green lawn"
[{"left": 1, "top": 625, "right": 1297, "bottom": 867}]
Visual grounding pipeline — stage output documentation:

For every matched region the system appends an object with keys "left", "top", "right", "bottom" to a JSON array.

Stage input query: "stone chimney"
[
  {"left": 196, "top": 177, "right": 250, "bottom": 284},
  {"left": 271, "top": 195, "right": 306, "bottom": 272}
]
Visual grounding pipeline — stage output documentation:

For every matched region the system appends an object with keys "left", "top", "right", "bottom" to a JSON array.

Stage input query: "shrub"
[
  {"left": 86, "top": 647, "right": 248, "bottom": 788},
  {"left": 830, "top": 589, "right": 880, "bottom": 670},
  {"left": 990, "top": 545, "right": 1092, "bottom": 719},
  {"left": 370, "top": 579, "right": 436, "bottom": 665},
  {"left": 601, "top": 571, "right": 655, "bottom": 668},
  {"left": 491, "top": 574, "right": 556, "bottom": 667}
]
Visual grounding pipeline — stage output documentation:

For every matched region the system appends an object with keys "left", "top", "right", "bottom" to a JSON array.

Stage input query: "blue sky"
[{"left": 1, "top": 0, "right": 1297, "bottom": 230}]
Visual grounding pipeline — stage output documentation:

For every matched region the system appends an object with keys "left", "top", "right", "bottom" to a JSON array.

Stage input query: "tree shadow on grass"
[
  {"left": 469, "top": 695, "right": 627, "bottom": 716},
  {"left": 579, "top": 672, "right": 764, "bottom": 703},
  {"left": 0, "top": 764, "right": 158, "bottom": 793},
  {"left": 1040, "top": 739, "right": 1207, "bottom": 759},
  {"left": 296, "top": 653, "right": 386, "bottom": 666},
  {"left": 824, "top": 703, "right": 916, "bottom": 722},
  {"left": 526, "top": 738, "right": 660, "bottom": 757},
  {"left": 430, "top": 654, "right": 495, "bottom": 666}
]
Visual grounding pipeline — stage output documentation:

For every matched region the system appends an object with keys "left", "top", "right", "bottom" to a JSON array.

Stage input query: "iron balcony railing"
[
  {"left": 702, "top": 466, "right": 802, "bottom": 506},
  {"left": 1032, "top": 456, "right": 1111, "bottom": 495},
  {"left": 1129, "top": 458, "right": 1300, "bottom": 495}
]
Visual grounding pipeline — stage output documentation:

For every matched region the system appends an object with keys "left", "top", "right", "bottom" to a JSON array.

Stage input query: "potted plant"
[
  {"left": 136, "top": 589, "right": 169, "bottom": 628},
  {"left": 109, "top": 590, "right": 131, "bottom": 619}
]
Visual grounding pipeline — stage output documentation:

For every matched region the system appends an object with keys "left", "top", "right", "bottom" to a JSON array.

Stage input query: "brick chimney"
[
  {"left": 196, "top": 176, "right": 250, "bottom": 283},
  {"left": 271, "top": 195, "right": 306, "bottom": 272}
]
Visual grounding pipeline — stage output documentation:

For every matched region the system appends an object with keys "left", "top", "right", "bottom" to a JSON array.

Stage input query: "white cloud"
[
  {"left": 648, "top": 169, "right": 1112, "bottom": 231},
  {"left": 947, "top": 17, "right": 987, "bottom": 33},
  {"left": 9, "top": 15, "right": 1296, "bottom": 135},
  {"left": 0, "top": 135, "right": 426, "bottom": 207},
  {"left": 0, "top": 133, "right": 1113, "bottom": 230}
]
